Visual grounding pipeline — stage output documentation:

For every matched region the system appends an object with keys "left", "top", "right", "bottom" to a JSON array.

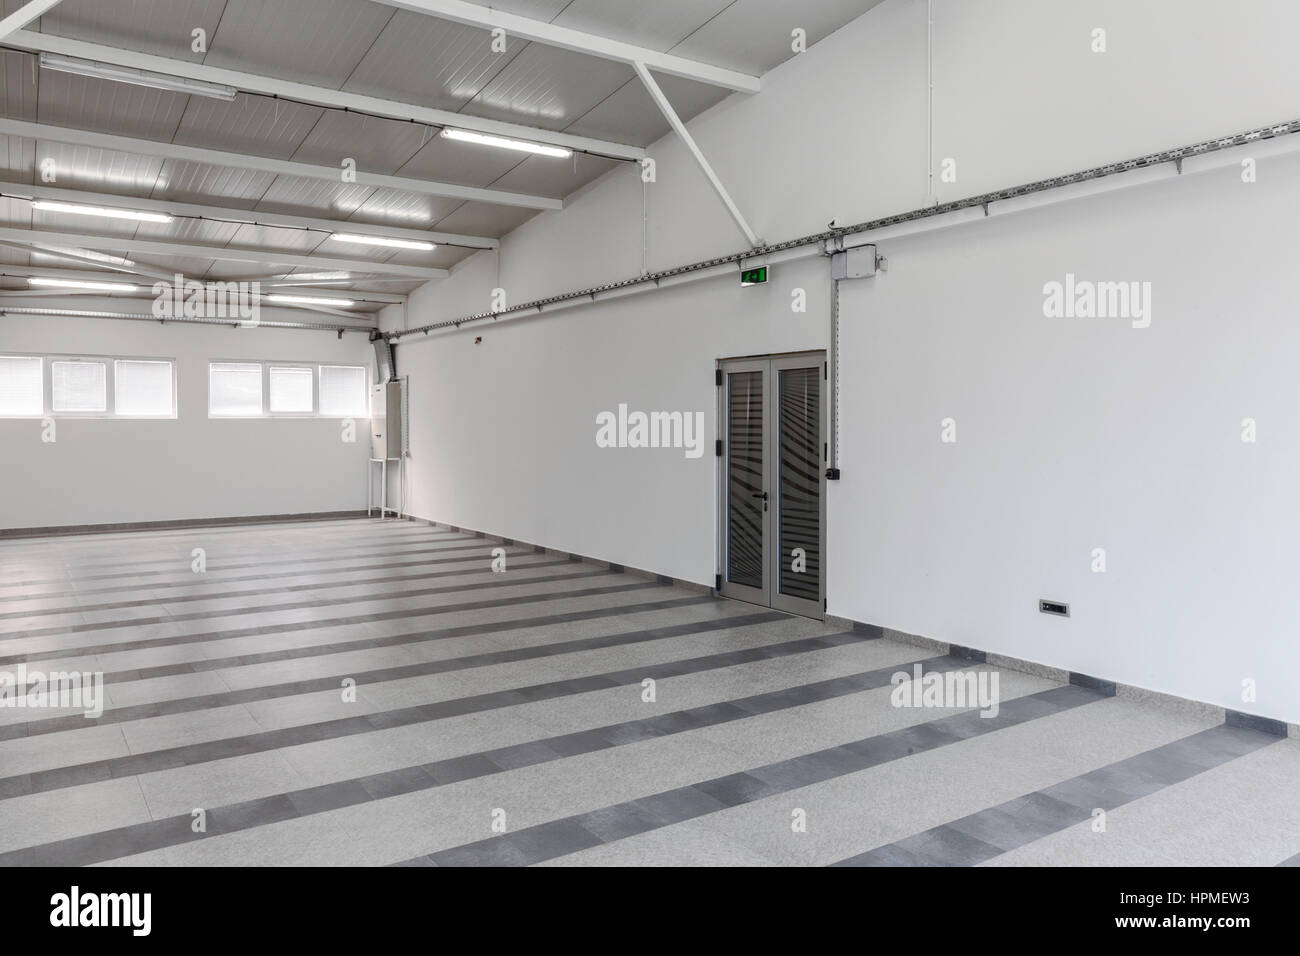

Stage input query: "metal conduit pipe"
[{"left": 387, "top": 115, "right": 1300, "bottom": 343}]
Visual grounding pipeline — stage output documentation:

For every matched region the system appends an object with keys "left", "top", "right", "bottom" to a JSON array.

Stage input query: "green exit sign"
[{"left": 740, "top": 266, "right": 768, "bottom": 286}]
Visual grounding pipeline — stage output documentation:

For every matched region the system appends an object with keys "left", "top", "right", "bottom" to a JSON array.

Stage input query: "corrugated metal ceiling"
[{"left": 0, "top": 0, "right": 881, "bottom": 318}]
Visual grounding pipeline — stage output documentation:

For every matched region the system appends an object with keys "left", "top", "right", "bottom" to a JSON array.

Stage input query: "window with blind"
[
  {"left": 1, "top": 354, "right": 175, "bottom": 418},
  {"left": 51, "top": 360, "right": 107, "bottom": 413},
  {"left": 208, "top": 362, "right": 263, "bottom": 417},
  {"left": 268, "top": 366, "right": 314, "bottom": 414},
  {"left": 115, "top": 360, "right": 174, "bottom": 417},
  {"left": 318, "top": 365, "right": 368, "bottom": 417},
  {"left": 0, "top": 355, "right": 43, "bottom": 417}
]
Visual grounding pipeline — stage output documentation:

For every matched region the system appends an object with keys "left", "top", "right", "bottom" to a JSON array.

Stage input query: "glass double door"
[{"left": 718, "top": 353, "right": 825, "bottom": 618}]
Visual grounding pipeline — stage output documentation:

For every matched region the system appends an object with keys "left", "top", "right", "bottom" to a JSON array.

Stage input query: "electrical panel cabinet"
[{"left": 370, "top": 381, "right": 402, "bottom": 459}]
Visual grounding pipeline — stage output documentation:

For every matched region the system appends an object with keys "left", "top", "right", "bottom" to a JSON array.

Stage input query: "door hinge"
[
  {"left": 715, "top": 573, "right": 722, "bottom": 591},
  {"left": 823, "top": 598, "right": 827, "bottom": 611},
  {"left": 715, "top": 439, "right": 723, "bottom": 457},
  {"left": 715, "top": 368, "right": 723, "bottom": 386},
  {"left": 824, "top": 361, "right": 827, "bottom": 380}
]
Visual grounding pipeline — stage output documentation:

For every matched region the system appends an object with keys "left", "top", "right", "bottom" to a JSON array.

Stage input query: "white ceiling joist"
[
  {"left": 4, "top": 30, "right": 646, "bottom": 162},
  {"left": 0, "top": 118, "right": 562, "bottom": 211},
  {"left": 370, "top": 0, "right": 762, "bottom": 94},
  {"left": 0, "top": 180, "right": 498, "bottom": 250},
  {"left": 0, "top": 226, "right": 449, "bottom": 280},
  {"left": 0, "top": 0, "right": 61, "bottom": 42},
  {"left": 633, "top": 62, "right": 759, "bottom": 247}
]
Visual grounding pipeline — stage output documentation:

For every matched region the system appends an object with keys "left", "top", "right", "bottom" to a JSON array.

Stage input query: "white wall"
[
  {"left": 0, "top": 313, "right": 373, "bottom": 529},
  {"left": 388, "top": 0, "right": 1300, "bottom": 722}
]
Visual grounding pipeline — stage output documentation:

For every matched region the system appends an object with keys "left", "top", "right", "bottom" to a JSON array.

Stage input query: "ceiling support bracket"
[{"left": 632, "top": 61, "right": 761, "bottom": 249}]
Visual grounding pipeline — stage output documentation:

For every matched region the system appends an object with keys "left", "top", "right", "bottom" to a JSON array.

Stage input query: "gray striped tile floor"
[{"left": 0, "top": 517, "right": 1296, "bottom": 866}]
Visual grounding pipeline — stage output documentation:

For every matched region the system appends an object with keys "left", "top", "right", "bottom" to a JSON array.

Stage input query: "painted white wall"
[
  {"left": 0, "top": 313, "right": 373, "bottom": 529},
  {"left": 388, "top": 0, "right": 1300, "bottom": 721}
]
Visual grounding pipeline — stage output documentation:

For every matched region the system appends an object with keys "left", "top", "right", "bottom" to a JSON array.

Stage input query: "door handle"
[{"left": 750, "top": 491, "right": 768, "bottom": 500}]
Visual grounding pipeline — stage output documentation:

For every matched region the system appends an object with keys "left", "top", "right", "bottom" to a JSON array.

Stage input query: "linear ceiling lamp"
[
  {"left": 28, "top": 276, "right": 138, "bottom": 292},
  {"left": 440, "top": 128, "right": 571, "bottom": 159},
  {"left": 265, "top": 294, "right": 356, "bottom": 308},
  {"left": 31, "top": 199, "right": 173, "bottom": 224},
  {"left": 327, "top": 234, "right": 435, "bottom": 251},
  {"left": 39, "top": 52, "right": 238, "bottom": 100}
]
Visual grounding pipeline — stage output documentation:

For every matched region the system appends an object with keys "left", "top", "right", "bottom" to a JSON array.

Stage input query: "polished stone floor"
[{"left": 0, "top": 518, "right": 1296, "bottom": 867}]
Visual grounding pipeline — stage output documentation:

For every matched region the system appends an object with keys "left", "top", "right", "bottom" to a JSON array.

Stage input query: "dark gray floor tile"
[
  {"left": 694, "top": 772, "right": 783, "bottom": 808},
  {"left": 632, "top": 786, "right": 729, "bottom": 825},
  {"left": 359, "top": 765, "right": 436, "bottom": 800},
  {"left": 427, "top": 753, "right": 501, "bottom": 784},
  {"left": 430, "top": 837, "right": 532, "bottom": 867},
  {"left": 488, "top": 740, "right": 566, "bottom": 771},
  {"left": 896, "top": 824, "right": 1003, "bottom": 866},
  {"left": 574, "top": 803, "right": 674, "bottom": 842},
  {"left": 505, "top": 818, "right": 602, "bottom": 862},
  {"left": 287, "top": 779, "right": 374, "bottom": 815}
]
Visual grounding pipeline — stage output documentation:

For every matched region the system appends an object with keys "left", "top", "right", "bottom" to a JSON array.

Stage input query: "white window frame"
[
  {"left": 50, "top": 358, "right": 109, "bottom": 417},
  {"left": 114, "top": 359, "right": 179, "bottom": 419},
  {"left": 267, "top": 364, "right": 317, "bottom": 417},
  {"left": 0, "top": 352, "right": 176, "bottom": 420},
  {"left": 318, "top": 364, "right": 370, "bottom": 419},
  {"left": 0, "top": 354, "right": 45, "bottom": 419},
  {"left": 208, "top": 361, "right": 368, "bottom": 419}
]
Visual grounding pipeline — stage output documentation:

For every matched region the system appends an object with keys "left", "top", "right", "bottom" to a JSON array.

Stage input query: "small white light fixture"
[
  {"left": 327, "top": 234, "right": 435, "bottom": 251},
  {"left": 28, "top": 277, "right": 139, "bottom": 292},
  {"left": 440, "top": 128, "right": 571, "bottom": 159},
  {"left": 32, "top": 200, "right": 173, "bottom": 223},
  {"left": 39, "top": 53, "right": 238, "bottom": 101},
  {"left": 266, "top": 294, "right": 356, "bottom": 307}
]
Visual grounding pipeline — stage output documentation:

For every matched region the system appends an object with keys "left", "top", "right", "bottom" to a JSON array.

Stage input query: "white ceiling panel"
[
  {"left": 149, "top": 160, "right": 276, "bottom": 207},
  {"left": 488, "top": 151, "right": 620, "bottom": 200},
  {"left": 203, "top": 0, "right": 397, "bottom": 89},
  {"left": 227, "top": 223, "right": 331, "bottom": 256},
  {"left": 172, "top": 94, "right": 322, "bottom": 160},
  {"left": 565, "top": 72, "right": 729, "bottom": 148},
  {"left": 466, "top": 43, "right": 636, "bottom": 131},
  {"left": 552, "top": 0, "right": 734, "bottom": 53},
  {"left": 0, "top": 134, "right": 36, "bottom": 183},
  {"left": 34, "top": 0, "right": 227, "bottom": 61},
  {"left": 0, "top": 195, "right": 33, "bottom": 228},
  {"left": 255, "top": 179, "right": 378, "bottom": 220},
  {"left": 98, "top": 248, "right": 217, "bottom": 277},
  {"left": 0, "top": 50, "right": 39, "bottom": 121},
  {"left": 432, "top": 200, "right": 538, "bottom": 238},
  {"left": 34, "top": 141, "right": 165, "bottom": 195},
  {"left": 290, "top": 112, "right": 431, "bottom": 176},
  {"left": 395, "top": 134, "right": 528, "bottom": 189},
  {"left": 346, "top": 187, "right": 465, "bottom": 231},
  {"left": 671, "top": 0, "right": 887, "bottom": 76},
  {"left": 343, "top": 12, "right": 521, "bottom": 111},
  {"left": 36, "top": 70, "right": 187, "bottom": 140},
  {"left": 132, "top": 217, "right": 243, "bottom": 245}
]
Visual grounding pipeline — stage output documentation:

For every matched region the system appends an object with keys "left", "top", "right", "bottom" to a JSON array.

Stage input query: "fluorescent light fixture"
[
  {"left": 28, "top": 277, "right": 139, "bottom": 292},
  {"left": 271, "top": 271, "right": 353, "bottom": 282},
  {"left": 265, "top": 294, "right": 356, "bottom": 307},
  {"left": 440, "top": 128, "right": 571, "bottom": 159},
  {"left": 31, "top": 200, "right": 173, "bottom": 224},
  {"left": 328, "top": 234, "right": 435, "bottom": 251},
  {"left": 39, "top": 53, "right": 238, "bottom": 101}
]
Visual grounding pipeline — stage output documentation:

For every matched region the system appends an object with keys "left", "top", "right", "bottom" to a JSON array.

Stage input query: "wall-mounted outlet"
[{"left": 1039, "top": 599, "right": 1069, "bottom": 618}]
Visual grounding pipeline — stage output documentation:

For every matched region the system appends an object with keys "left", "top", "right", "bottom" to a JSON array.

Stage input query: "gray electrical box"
[
  {"left": 831, "top": 245, "right": 877, "bottom": 280},
  {"left": 370, "top": 381, "right": 402, "bottom": 459}
]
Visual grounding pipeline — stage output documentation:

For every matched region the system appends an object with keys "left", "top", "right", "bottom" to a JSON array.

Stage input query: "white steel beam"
[
  {"left": 0, "top": 0, "right": 61, "bottom": 42},
  {"left": 369, "top": 0, "right": 761, "bottom": 94},
  {"left": 0, "top": 117, "right": 561, "bottom": 211},
  {"left": 0, "top": 180, "right": 498, "bottom": 250},
  {"left": 0, "top": 227, "right": 449, "bottom": 280},
  {"left": 632, "top": 62, "right": 759, "bottom": 247},
  {"left": 5, "top": 30, "right": 645, "bottom": 161}
]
